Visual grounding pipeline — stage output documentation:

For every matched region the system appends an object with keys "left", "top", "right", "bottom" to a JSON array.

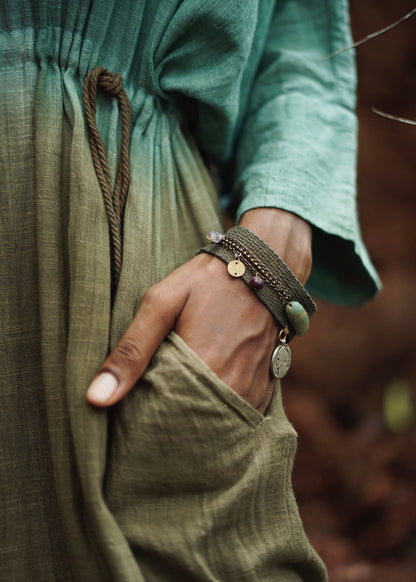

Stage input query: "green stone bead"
[{"left": 285, "top": 301, "right": 309, "bottom": 336}]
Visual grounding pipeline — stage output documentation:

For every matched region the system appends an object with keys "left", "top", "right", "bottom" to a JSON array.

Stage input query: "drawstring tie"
[{"left": 83, "top": 67, "right": 132, "bottom": 294}]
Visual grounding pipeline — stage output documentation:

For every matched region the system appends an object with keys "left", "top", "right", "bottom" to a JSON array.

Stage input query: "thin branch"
[
  {"left": 372, "top": 108, "right": 416, "bottom": 126},
  {"left": 324, "top": 8, "right": 416, "bottom": 61}
]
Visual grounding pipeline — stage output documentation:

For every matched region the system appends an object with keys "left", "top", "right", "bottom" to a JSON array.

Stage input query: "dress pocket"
[
  {"left": 105, "top": 331, "right": 265, "bottom": 502},
  {"left": 103, "top": 331, "right": 307, "bottom": 582},
  {"left": 163, "top": 331, "right": 265, "bottom": 428}
]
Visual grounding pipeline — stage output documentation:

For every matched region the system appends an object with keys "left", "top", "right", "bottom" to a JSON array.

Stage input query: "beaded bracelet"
[{"left": 198, "top": 226, "right": 317, "bottom": 379}]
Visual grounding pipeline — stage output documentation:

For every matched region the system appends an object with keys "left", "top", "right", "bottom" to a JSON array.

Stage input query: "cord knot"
[{"left": 98, "top": 71, "right": 123, "bottom": 97}]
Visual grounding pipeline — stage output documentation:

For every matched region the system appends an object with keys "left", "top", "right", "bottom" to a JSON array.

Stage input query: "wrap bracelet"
[{"left": 198, "top": 226, "right": 317, "bottom": 380}]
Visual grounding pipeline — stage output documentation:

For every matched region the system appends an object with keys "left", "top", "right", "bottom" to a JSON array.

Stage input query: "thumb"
[{"left": 86, "top": 275, "right": 189, "bottom": 407}]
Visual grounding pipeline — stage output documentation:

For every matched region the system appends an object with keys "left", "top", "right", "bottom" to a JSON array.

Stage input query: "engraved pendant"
[
  {"left": 227, "top": 260, "right": 246, "bottom": 277},
  {"left": 270, "top": 343, "right": 292, "bottom": 379}
]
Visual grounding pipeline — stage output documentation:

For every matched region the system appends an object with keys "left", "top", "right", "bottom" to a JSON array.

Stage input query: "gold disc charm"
[{"left": 227, "top": 260, "right": 245, "bottom": 277}]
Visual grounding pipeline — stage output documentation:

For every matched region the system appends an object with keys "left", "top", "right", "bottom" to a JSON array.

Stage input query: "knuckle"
[
  {"left": 114, "top": 337, "right": 143, "bottom": 366},
  {"left": 142, "top": 283, "right": 164, "bottom": 307},
  {"left": 142, "top": 284, "right": 173, "bottom": 321}
]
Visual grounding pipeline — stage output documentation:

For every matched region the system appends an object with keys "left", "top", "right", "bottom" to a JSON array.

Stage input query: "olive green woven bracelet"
[
  {"left": 198, "top": 225, "right": 316, "bottom": 342},
  {"left": 198, "top": 226, "right": 316, "bottom": 379}
]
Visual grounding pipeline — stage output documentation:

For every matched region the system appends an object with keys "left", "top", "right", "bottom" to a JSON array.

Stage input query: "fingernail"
[{"left": 87, "top": 372, "right": 118, "bottom": 403}]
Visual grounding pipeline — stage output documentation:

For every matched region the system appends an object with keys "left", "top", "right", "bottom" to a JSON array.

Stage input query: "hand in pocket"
[{"left": 86, "top": 252, "right": 280, "bottom": 413}]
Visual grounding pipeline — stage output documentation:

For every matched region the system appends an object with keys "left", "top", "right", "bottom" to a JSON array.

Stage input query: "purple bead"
[{"left": 249, "top": 275, "right": 264, "bottom": 290}]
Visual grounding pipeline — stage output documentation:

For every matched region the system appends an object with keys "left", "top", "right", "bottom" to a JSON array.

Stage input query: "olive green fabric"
[
  {"left": 105, "top": 333, "right": 327, "bottom": 582},
  {"left": 1, "top": 0, "right": 376, "bottom": 580}
]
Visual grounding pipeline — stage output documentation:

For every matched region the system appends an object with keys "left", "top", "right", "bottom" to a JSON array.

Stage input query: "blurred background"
[{"left": 286, "top": 2, "right": 416, "bottom": 581}]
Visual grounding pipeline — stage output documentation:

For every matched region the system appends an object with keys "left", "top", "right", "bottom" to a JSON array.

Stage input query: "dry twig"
[
  {"left": 372, "top": 108, "right": 416, "bottom": 126},
  {"left": 325, "top": 8, "right": 416, "bottom": 60}
]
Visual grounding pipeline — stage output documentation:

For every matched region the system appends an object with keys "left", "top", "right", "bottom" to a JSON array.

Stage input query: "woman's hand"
[{"left": 86, "top": 208, "right": 312, "bottom": 414}]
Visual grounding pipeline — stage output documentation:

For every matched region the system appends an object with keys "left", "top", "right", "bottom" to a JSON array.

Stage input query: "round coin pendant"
[
  {"left": 270, "top": 344, "right": 292, "bottom": 379},
  {"left": 227, "top": 260, "right": 246, "bottom": 277}
]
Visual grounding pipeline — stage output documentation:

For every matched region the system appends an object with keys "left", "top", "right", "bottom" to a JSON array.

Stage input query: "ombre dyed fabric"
[{"left": 0, "top": 1, "right": 377, "bottom": 580}]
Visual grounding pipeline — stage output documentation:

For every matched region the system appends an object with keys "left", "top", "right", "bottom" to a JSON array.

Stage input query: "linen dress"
[{"left": 0, "top": 1, "right": 379, "bottom": 580}]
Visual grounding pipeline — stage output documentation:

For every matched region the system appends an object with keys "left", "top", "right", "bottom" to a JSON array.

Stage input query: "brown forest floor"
[{"left": 286, "top": 2, "right": 416, "bottom": 581}]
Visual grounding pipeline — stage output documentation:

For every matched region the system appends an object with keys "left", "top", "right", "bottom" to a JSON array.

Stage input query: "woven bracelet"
[{"left": 198, "top": 226, "right": 316, "bottom": 341}]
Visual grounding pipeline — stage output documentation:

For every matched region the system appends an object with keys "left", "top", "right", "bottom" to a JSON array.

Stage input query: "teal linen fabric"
[
  {"left": 0, "top": 1, "right": 377, "bottom": 580},
  {"left": 156, "top": 0, "right": 381, "bottom": 304},
  {"left": 1, "top": 0, "right": 379, "bottom": 305}
]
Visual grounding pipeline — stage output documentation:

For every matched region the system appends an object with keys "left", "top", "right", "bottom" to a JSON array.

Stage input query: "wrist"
[
  {"left": 198, "top": 225, "right": 316, "bottom": 342},
  {"left": 238, "top": 208, "right": 312, "bottom": 284}
]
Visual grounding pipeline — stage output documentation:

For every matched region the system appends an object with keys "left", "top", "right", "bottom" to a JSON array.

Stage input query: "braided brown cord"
[{"left": 83, "top": 67, "right": 132, "bottom": 292}]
